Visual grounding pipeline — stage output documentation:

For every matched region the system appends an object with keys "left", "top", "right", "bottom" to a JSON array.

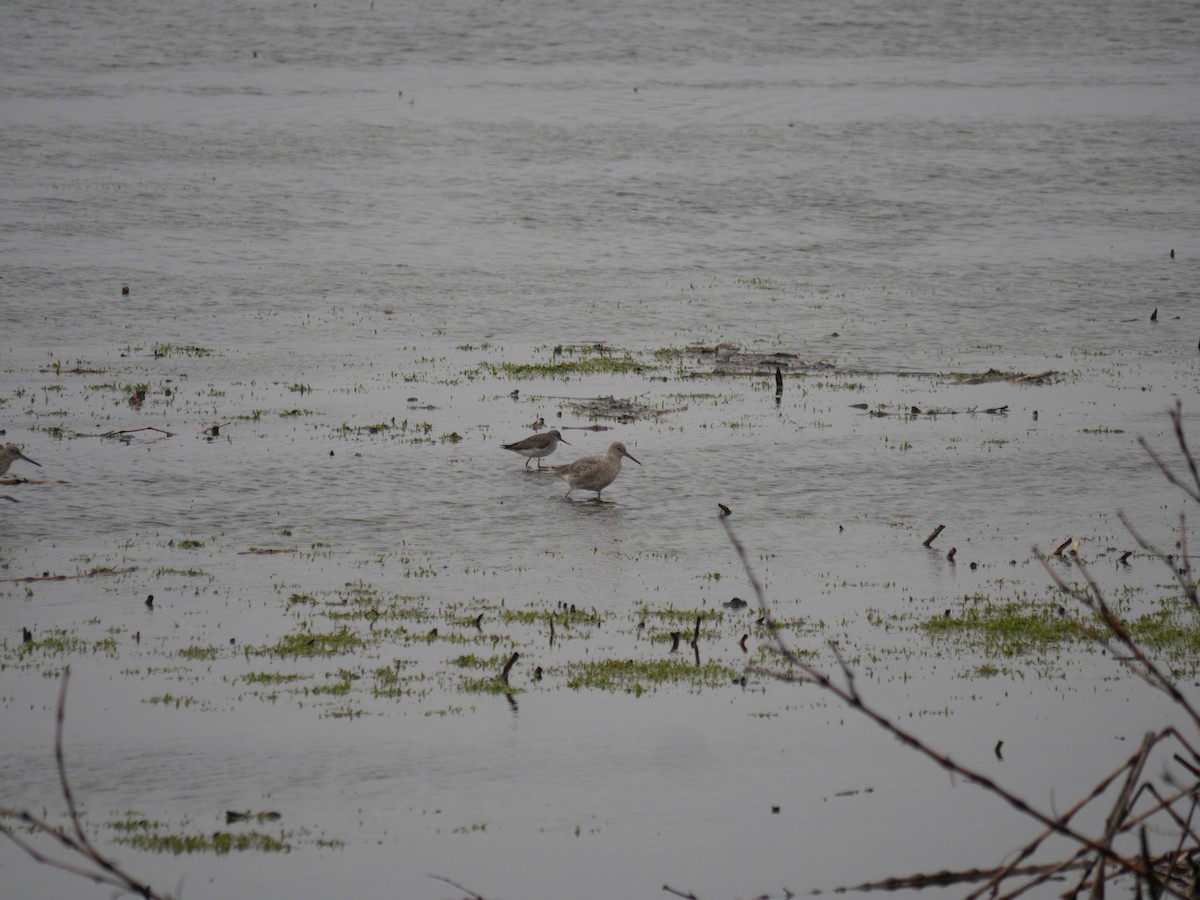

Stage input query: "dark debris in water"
[{"left": 566, "top": 395, "right": 687, "bottom": 422}]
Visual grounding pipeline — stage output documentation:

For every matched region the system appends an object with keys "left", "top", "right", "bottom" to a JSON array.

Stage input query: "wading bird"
[
  {"left": 552, "top": 442, "right": 641, "bottom": 500},
  {"left": 0, "top": 444, "right": 41, "bottom": 478},
  {"left": 502, "top": 430, "right": 570, "bottom": 469}
]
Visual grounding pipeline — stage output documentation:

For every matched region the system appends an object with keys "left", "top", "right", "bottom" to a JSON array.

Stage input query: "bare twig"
[
  {"left": 1137, "top": 400, "right": 1200, "bottom": 503},
  {"left": 1118, "top": 510, "right": 1200, "bottom": 614},
  {"left": 1039, "top": 552, "right": 1200, "bottom": 731},
  {"left": 498, "top": 651, "right": 519, "bottom": 686},
  {"left": 428, "top": 873, "right": 489, "bottom": 899},
  {"left": 0, "top": 667, "right": 171, "bottom": 899},
  {"left": 721, "top": 514, "right": 1183, "bottom": 896}
]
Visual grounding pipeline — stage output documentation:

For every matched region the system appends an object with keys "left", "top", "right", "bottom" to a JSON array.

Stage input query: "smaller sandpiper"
[
  {"left": 552, "top": 441, "right": 641, "bottom": 500},
  {"left": 502, "top": 430, "right": 571, "bottom": 469},
  {"left": 0, "top": 444, "right": 41, "bottom": 478}
]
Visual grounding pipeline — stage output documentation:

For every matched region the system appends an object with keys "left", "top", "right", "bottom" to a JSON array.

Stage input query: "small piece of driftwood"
[
  {"left": 76, "top": 426, "right": 176, "bottom": 440},
  {"left": 498, "top": 651, "right": 519, "bottom": 686},
  {"left": 923, "top": 524, "right": 945, "bottom": 547}
]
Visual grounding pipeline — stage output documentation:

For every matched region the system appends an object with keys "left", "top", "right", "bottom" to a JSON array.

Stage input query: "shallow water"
[{"left": 2, "top": 0, "right": 1200, "bottom": 897}]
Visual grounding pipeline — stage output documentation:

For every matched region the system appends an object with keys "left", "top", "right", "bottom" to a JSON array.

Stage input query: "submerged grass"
[
  {"left": 912, "top": 586, "right": 1200, "bottom": 677},
  {"left": 564, "top": 657, "right": 741, "bottom": 694},
  {"left": 109, "top": 814, "right": 291, "bottom": 855},
  {"left": 920, "top": 596, "right": 1080, "bottom": 657},
  {"left": 474, "top": 345, "right": 649, "bottom": 379},
  {"left": 249, "top": 627, "right": 366, "bottom": 658}
]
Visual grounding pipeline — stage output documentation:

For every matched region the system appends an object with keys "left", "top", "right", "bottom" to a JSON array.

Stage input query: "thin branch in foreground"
[
  {"left": 722, "top": 517, "right": 1184, "bottom": 897},
  {"left": 1118, "top": 509, "right": 1200, "bottom": 614},
  {"left": 1137, "top": 399, "right": 1200, "bottom": 504},
  {"left": 1039, "top": 550, "right": 1200, "bottom": 732},
  {"left": 0, "top": 667, "right": 171, "bottom": 900},
  {"left": 428, "top": 873, "right": 490, "bottom": 899}
]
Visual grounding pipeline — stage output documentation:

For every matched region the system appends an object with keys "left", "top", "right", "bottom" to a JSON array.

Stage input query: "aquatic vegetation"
[
  {"left": 144, "top": 693, "right": 206, "bottom": 709},
  {"left": 920, "top": 597, "right": 1081, "bottom": 657},
  {"left": 109, "top": 815, "right": 291, "bottom": 855},
  {"left": 564, "top": 657, "right": 741, "bottom": 694},
  {"left": 153, "top": 567, "right": 210, "bottom": 578},
  {"left": 242, "top": 671, "right": 309, "bottom": 686},
  {"left": 460, "top": 674, "right": 524, "bottom": 695},
  {"left": 177, "top": 645, "right": 221, "bottom": 661},
  {"left": 8, "top": 628, "right": 120, "bottom": 665},
  {"left": 249, "top": 627, "right": 365, "bottom": 658},
  {"left": 309, "top": 670, "right": 357, "bottom": 696},
  {"left": 905, "top": 584, "right": 1200, "bottom": 677},
  {"left": 476, "top": 350, "right": 647, "bottom": 379},
  {"left": 151, "top": 343, "right": 214, "bottom": 358}
]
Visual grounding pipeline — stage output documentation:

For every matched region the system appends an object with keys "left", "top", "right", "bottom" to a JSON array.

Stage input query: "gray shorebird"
[
  {"left": 552, "top": 441, "right": 641, "bottom": 500},
  {"left": 502, "top": 430, "right": 570, "bottom": 469},
  {"left": 0, "top": 444, "right": 41, "bottom": 478}
]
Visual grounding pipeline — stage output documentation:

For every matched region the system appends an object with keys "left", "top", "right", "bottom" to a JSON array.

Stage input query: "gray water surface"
[{"left": 2, "top": 0, "right": 1200, "bottom": 897}]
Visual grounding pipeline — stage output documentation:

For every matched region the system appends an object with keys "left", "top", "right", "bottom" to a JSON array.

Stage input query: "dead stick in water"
[
  {"left": 947, "top": 547, "right": 957, "bottom": 561},
  {"left": 1053, "top": 538, "right": 1073, "bottom": 557},
  {"left": 499, "top": 652, "right": 519, "bottom": 686},
  {"left": 0, "top": 566, "right": 138, "bottom": 584},
  {"left": 75, "top": 426, "right": 177, "bottom": 439},
  {"left": 692, "top": 616, "right": 701, "bottom": 647},
  {"left": 924, "top": 525, "right": 946, "bottom": 547}
]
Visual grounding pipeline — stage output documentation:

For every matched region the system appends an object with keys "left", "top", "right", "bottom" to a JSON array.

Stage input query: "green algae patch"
[
  {"left": 1122, "top": 608, "right": 1200, "bottom": 674},
  {"left": 565, "top": 657, "right": 741, "bottom": 694},
  {"left": 144, "top": 693, "right": 211, "bottom": 710},
  {"left": 178, "top": 644, "right": 221, "bottom": 661},
  {"left": 914, "top": 585, "right": 1200, "bottom": 679},
  {"left": 242, "top": 671, "right": 310, "bottom": 686},
  {"left": 110, "top": 816, "right": 290, "bottom": 855},
  {"left": 249, "top": 626, "right": 365, "bottom": 658},
  {"left": 371, "top": 663, "right": 423, "bottom": 699},
  {"left": 151, "top": 343, "right": 214, "bottom": 358},
  {"left": 920, "top": 597, "right": 1079, "bottom": 657},
  {"left": 475, "top": 345, "right": 649, "bottom": 380},
  {"left": 7, "top": 628, "right": 121, "bottom": 668},
  {"left": 461, "top": 674, "right": 525, "bottom": 695}
]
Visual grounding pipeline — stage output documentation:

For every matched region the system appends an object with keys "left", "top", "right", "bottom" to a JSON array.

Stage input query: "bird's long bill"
[
  {"left": 621, "top": 448, "right": 642, "bottom": 465},
  {"left": 17, "top": 451, "right": 40, "bottom": 467}
]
